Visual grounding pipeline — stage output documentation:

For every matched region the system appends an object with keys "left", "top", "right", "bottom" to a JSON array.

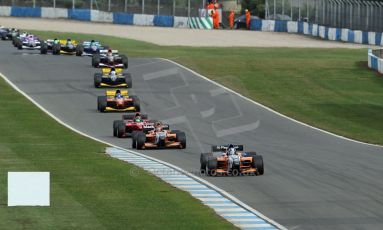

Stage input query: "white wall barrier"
[
  {"left": 303, "top": 22, "right": 309, "bottom": 35},
  {"left": 262, "top": 20, "right": 275, "bottom": 32},
  {"left": 41, "top": 7, "right": 67, "bottom": 19},
  {"left": 328, "top": 28, "right": 337, "bottom": 41},
  {"left": 368, "top": 32, "right": 376, "bottom": 46},
  {"left": 318, "top": 26, "right": 326, "bottom": 39},
  {"left": 368, "top": 49, "right": 383, "bottom": 74},
  {"left": 312, "top": 24, "right": 318, "bottom": 36},
  {"left": 91, "top": 10, "right": 113, "bottom": 23},
  {"left": 133, "top": 14, "right": 154, "bottom": 26},
  {"left": 287, "top": 21, "right": 298, "bottom": 33},
  {"left": 379, "top": 59, "right": 383, "bottom": 73},
  {"left": 173, "top": 16, "right": 189, "bottom": 28},
  {"left": 354, "top": 30, "right": 363, "bottom": 43},
  {"left": 0, "top": 6, "right": 11, "bottom": 17},
  {"left": 341, "top": 29, "right": 349, "bottom": 42}
]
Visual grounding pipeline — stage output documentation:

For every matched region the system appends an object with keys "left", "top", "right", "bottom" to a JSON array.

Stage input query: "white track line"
[
  {"left": 161, "top": 58, "right": 383, "bottom": 148},
  {"left": 0, "top": 71, "right": 286, "bottom": 230}
]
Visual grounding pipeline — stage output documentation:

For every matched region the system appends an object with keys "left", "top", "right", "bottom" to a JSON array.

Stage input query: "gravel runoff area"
[{"left": 0, "top": 17, "right": 376, "bottom": 48}]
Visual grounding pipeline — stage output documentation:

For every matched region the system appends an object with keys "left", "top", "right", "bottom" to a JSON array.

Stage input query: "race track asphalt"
[{"left": 1, "top": 42, "right": 382, "bottom": 230}]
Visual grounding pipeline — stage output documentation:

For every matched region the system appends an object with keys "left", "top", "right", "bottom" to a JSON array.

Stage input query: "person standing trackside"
[
  {"left": 245, "top": 9, "right": 251, "bottom": 29},
  {"left": 211, "top": 10, "right": 220, "bottom": 29},
  {"left": 229, "top": 10, "right": 235, "bottom": 29}
]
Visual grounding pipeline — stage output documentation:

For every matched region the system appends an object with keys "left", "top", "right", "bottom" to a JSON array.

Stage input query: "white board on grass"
[{"left": 8, "top": 172, "right": 50, "bottom": 206}]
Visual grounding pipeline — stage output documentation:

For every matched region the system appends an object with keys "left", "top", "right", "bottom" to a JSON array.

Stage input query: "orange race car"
[
  {"left": 131, "top": 122, "right": 186, "bottom": 150},
  {"left": 97, "top": 89, "right": 140, "bottom": 112},
  {"left": 200, "top": 144, "right": 264, "bottom": 176}
]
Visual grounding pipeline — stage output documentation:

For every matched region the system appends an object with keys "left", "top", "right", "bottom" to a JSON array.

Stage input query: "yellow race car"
[
  {"left": 51, "top": 38, "right": 83, "bottom": 56},
  {"left": 97, "top": 89, "right": 140, "bottom": 112},
  {"left": 94, "top": 68, "right": 132, "bottom": 88}
]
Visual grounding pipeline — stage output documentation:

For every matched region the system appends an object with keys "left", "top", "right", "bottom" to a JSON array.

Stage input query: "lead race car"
[
  {"left": 200, "top": 144, "right": 264, "bottom": 176},
  {"left": 113, "top": 112, "right": 168, "bottom": 138},
  {"left": 97, "top": 89, "right": 140, "bottom": 112},
  {"left": 92, "top": 49, "right": 128, "bottom": 69},
  {"left": 94, "top": 68, "right": 132, "bottom": 88},
  {"left": 131, "top": 122, "right": 185, "bottom": 150}
]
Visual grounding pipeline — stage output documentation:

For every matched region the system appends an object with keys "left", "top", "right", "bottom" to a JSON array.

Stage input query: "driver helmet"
[
  {"left": 155, "top": 122, "right": 163, "bottom": 132},
  {"left": 109, "top": 68, "right": 116, "bottom": 77},
  {"left": 227, "top": 144, "right": 236, "bottom": 155},
  {"left": 115, "top": 89, "right": 122, "bottom": 98},
  {"left": 134, "top": 116, "right": 142, "bottom": 123}
]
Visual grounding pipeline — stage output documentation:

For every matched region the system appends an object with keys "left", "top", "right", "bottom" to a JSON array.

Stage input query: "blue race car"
[{"left": 80, "top": 40, "right": 109, "bottom": 56}]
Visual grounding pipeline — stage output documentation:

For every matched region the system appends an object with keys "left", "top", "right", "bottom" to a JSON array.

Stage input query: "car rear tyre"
[
  {"left": 113, "top": 120, "right": 120, "bottom": 137},
  {"left": 40, "top": 41, "right": 48, "bottom": 54},
  {"left": 52, "top": 44, "right": 60, "bottom": 55},
  {"left": 207, "top": 157, "right": 218, "bottom": 176},
  {"left": 253, "top": 155, "right": 264, "bottom": 175},
  {"left": 92, "top": 54, "right": 100, "bottom": 67},
  {"left": 124, "top": 73, "right": 132, "bottom": 88},
  {"left": 200, "top": 153, "right": 212, "bottom": 174},
  {"left": 94, "top": 73, "right": 102, "bottom": 88},
  {"left": 176, "top": 132, "right": 186, "bottom": 149},
  {"left": 97, "top": 96, "right": 107, "bottom": 112},
  {"left": 131, "top": 131, "right": 138, "bottom": 148},
  {"left": 136, "top": 132, "right": 146, "bottom": 149},
  {"left": 117, "top": 121, "right": 126, "bottom": 138},
  {"left": 130, "top": 95, "right": 140, "bottom": 112},
  {"left": 76, "top": 44, "right": 83, "bottom": 56},
  {"left": 121, "top": 54, "right": 128, "bottom": 68}
]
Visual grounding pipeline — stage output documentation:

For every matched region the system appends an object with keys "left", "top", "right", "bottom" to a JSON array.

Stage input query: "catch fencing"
[
  {"left": 265, "top": 0, "right": 383, "bottom": 32},
  {"left": 0, "top": 0, "right": 206, "bottom": 17}
]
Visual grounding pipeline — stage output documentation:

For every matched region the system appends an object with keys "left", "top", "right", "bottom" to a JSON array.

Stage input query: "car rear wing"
[
  {"left": 105, "top": 90, "right": 128, "bottom": 97},
  {"left": 100, "top": 49, "right": 118, "bottom": 54},
  {"left": 211, "top": 145, "right": 244, "bottom": 152},
  {"left": 58, "top": 39, "right": 77, "bottom": 45},
  {"left": 101, "top": 68, "right": 123, "bottom": 74},
  {"left": 83, "top": 41, "right": 100, "bottom": 46}
]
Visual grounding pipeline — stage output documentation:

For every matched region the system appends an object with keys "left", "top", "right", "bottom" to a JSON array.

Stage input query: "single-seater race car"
[
  {"left": 15, "top": 34, "right": 41, "bottom": 50},
  {"left": 0, "top": 27, "right": 19, "bottom": 40},
  {"left": 131, "top": 122, "right": 186, "bottom": 150},
  {"left": 12, "top": 32, "right": 27, "bottom": 47},
  {"left": 81, "top": 40, "right": 109, "bottom": 56},
  {"left": 92, "top": 49, "right": 128, "bottom": 68},
  {"left": 200, "top": 144, "right": 264, "bottom": 176},
  {"left": 113, "top": 112, "right": 168, "bottom": 138},
  {"left": 44, "top": 38, "right": 83, "bottom": 55},
  {"left": 40, "top": 38, "right": 61, "bottom": 54},
  {"left": 94, "top": 68, "right": 132, "bottom": 88},
  {"left": 97, "top": 89, "right": 140, "bottom": 112}
]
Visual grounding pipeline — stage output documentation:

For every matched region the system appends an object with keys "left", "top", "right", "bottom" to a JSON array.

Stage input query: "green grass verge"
[
  {"left": 0, "top": 78, "right": 234, "bottom": 228},
  {"left": 31, "top": 30, "right": 383, "bottom": 145}
]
